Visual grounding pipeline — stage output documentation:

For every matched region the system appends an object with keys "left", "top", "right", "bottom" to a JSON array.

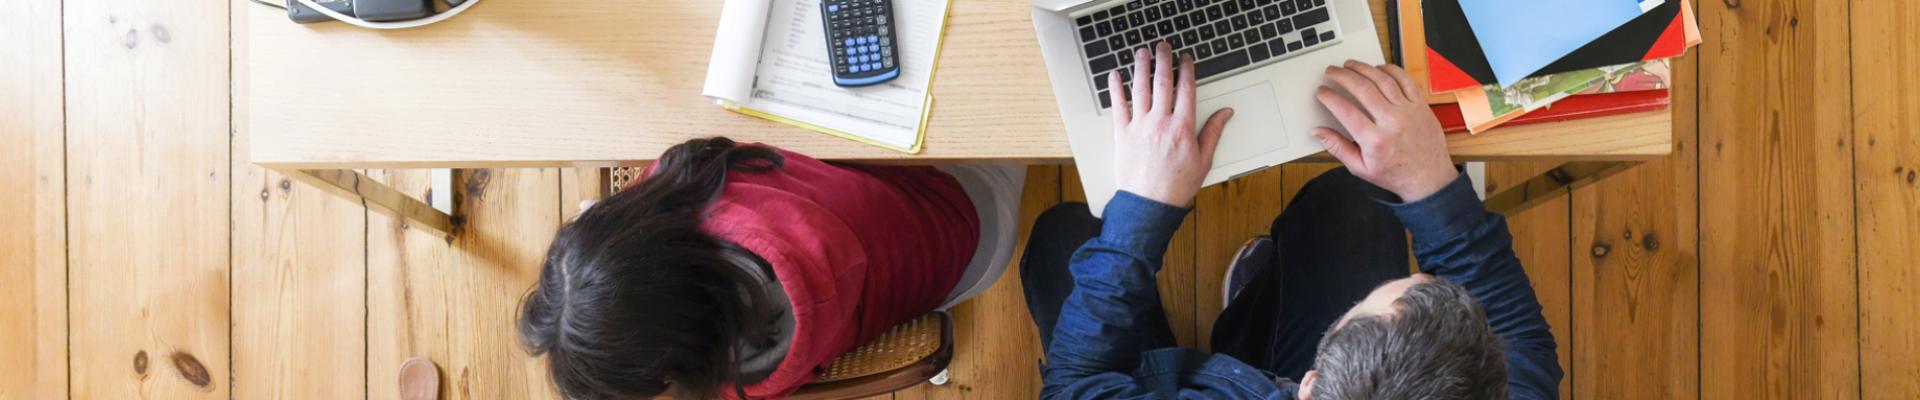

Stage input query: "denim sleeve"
[
  {"left": 1386, "top": 174, "right": 1564, "bottom": 400},
  {"left": 1040, "top": 191, "right": 1190, "bottom": 400}
]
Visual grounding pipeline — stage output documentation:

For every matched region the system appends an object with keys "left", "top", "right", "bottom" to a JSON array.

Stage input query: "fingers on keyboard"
[{"left": 1081, "top": 0, "right": 1336, "bottom": 108}]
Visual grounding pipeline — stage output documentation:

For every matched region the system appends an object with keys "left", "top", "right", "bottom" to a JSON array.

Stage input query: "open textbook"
[{"left": 702, "top": 0, "right": 951, "bottom": 153}]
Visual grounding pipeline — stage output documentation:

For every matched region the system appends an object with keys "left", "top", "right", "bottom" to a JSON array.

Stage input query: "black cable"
[{"left": 249, "top": 0, "right": 287, "bottom": 10}]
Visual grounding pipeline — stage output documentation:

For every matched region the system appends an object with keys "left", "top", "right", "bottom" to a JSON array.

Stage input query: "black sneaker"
[{"left": 1223, "top": 235, "right": 1276, "bottom": 305}]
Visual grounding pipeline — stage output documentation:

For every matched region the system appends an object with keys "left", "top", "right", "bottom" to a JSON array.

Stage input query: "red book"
[{"left": 1434, "top": 90, "right": 1670, "bottom": 134}]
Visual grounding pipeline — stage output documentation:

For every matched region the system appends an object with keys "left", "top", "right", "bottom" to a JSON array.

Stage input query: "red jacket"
[{"left": 645, "top": 145, "right": 979, "bottom": 398}]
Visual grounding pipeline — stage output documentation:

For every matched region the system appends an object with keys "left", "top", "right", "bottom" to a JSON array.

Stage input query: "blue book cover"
[{"left": 1457, "top": 0, "right": 1646, "bottom": 86}]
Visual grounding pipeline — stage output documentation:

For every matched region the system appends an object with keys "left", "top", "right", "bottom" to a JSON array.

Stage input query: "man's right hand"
[
  {"left": 1312, "top": 60, "right": 1458, "bottom": 202},
  {"left": 1108, "top": 42, "right": 1234, "bottom": 207}
]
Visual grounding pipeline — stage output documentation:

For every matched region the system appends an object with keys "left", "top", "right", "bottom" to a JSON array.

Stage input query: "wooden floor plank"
[
  {"left": 0, "top": 0, "right": 68, "bottom": 396},
  {"left": 365, "top": 169, "right": 456, "bottom": 400},
  {"left": 1487, "top": 162, "right": 1575, "bottom": 400},
  {"left": 446, "top": 169, "right": 566, "bottom": 399},
  {"left": 63, "top": 0, "right": 233, "bottom": 396},
  {"left": 1570, "top": 149, "right": 1702, "bottom": 399},
  {"left": 1698, "top": 0, "right": 1861, "bottom": 397},
  {"left": 367, "top": 169, "right": 564, "bottom": 400},
  {"left": 1192, "top": 168, "right": 1286, "bottom": 352},
  {"left": 1569, "top": 52, "right": 1701, "bottom": 399},
  {"left": 229, "top": 150, "right": 371, "bottom": 399},
  {"left": 1850, "top": 0, "right": 1920, "bottom": 397},
  {"left": 227, "top": 4, "right": 370, "bottom": 395},
  {"left": 898, "top": 165, "right": 1060, "bottom": 399}
]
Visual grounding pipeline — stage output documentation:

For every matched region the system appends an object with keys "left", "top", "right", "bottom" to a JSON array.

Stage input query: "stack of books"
[{"left": 1392, "top": 0, "right": 1701, "bottom": 133}]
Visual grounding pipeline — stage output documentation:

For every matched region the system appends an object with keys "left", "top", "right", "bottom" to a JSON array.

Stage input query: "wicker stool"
[{"left": 788, "top": 312, "right": 954, "bottom": 400}]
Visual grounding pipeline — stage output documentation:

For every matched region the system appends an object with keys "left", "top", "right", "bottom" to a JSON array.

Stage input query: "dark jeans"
[{"left": 1022, "top": 168, "right": 1410, "bottom": 381}]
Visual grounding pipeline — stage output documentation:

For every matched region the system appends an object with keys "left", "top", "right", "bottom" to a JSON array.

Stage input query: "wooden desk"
[{"left": 244, "top": 0, "right": 1671, "bottom": 236}]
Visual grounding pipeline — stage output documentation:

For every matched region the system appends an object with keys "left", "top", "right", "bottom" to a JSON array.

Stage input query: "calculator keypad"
[{"left": 824, "top": 0, "right": 899, "bottom": 85}]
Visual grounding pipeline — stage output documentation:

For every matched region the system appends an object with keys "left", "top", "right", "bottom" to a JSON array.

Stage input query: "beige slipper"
[{"left": 399, "top": 357, "right": 440, "bottom": 400}]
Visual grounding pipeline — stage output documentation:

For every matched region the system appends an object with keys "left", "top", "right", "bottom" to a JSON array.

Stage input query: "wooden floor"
[{"left": 4, "top": 0, "right": 1918, "bottom": 398}]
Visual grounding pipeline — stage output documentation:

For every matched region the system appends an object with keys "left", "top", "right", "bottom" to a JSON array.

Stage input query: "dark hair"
[
  {"left": 1310, "top": 278, "right": 1509, "bottom": 400},
  {"left": 518, "top": 137, "right": 785, "bottom": 399}
]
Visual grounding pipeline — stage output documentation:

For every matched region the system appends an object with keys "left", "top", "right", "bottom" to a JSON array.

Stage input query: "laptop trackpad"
[{"left": 1196, "top": 82, "right": 1288, "bottom": 165}]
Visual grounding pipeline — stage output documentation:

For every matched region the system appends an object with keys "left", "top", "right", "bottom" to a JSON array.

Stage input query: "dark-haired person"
[
  {"left": 1020, "top": 42, "right": 1561, "bottom": 399},
  {"left": 517, "top": 137, "right": 1023, "bottom": 399}
]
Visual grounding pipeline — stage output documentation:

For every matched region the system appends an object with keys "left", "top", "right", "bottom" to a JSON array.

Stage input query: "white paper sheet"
[
  {"left": 702, "top": 0, "right": 947, "bottom": 151},
  {"left": 702, "top": 0, "right": 775, "bottom": 104}
]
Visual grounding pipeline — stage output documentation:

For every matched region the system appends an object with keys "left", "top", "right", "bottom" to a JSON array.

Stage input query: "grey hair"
[{"left": 1309, "top": 278, "right": 1509, "bottom": 400}]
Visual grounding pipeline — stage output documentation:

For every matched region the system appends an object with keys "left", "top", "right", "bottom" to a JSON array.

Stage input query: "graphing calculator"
[{"left": 821, "top": 0, "right": 901, "bottom": 87}]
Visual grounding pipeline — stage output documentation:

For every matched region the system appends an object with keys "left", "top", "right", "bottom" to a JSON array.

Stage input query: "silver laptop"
[{"left": 1032, "top": 0, "right": 1385, "bottom": 215}]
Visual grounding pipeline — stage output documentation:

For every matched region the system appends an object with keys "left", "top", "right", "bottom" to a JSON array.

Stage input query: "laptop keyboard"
[{"left": 1076, "top": 0, "right": 1341, "bottom": 109}]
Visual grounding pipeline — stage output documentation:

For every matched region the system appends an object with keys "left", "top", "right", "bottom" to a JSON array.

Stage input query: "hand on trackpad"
[{"left": 1195, "top": 82, "right": 1288, "bottom": 166}]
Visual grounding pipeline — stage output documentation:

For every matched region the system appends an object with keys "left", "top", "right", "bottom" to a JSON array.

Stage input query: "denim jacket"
[{"left": 1041, "top": 175, "right": 1562, "bottom": 400}]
